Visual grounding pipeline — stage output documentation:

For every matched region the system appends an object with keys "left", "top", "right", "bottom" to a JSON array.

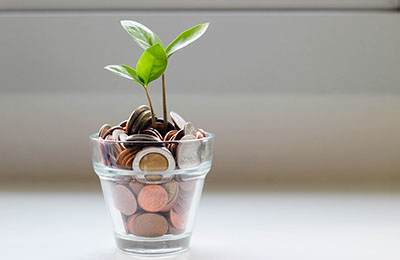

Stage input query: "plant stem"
[
  {"left": 162, "top": 74, "right": 168, "bottom": 128},
  {"left": 144, "top": 86, "right": 156, "bottom": 127}
]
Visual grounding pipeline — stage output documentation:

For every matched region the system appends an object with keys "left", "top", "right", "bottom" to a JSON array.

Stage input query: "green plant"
[
  {"left": 105, "top": 44, "right": 167, "bottom": 126},
  {"left": 105, "top": 20, "right": 209, "bottom": 127}
]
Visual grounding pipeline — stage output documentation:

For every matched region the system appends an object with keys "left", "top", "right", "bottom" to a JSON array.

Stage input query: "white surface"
[{"left": 1, "top": 189, "right": 400, "bottom": 260}]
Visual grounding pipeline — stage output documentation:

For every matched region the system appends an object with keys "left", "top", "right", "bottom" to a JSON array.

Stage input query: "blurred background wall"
[{"left": 1, "top": 0, "right": 399, "bottom": 185}]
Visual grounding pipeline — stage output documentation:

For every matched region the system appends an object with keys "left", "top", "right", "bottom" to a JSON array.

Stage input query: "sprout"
[{"left": 105, "top": 21, "right": 209, "bottom": 127}]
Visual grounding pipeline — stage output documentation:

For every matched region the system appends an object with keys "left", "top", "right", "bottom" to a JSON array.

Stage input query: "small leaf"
[
  {"left": 166, "top": 23, "right": 209, "bottom": 58},
  {"left": 104, "top": 65, "right": 144, "bottom": 85},
  {"left": 136, "top": 44, "right": 168, "bottom": 85},
  {"left": 120, "top": 20, "right": 163, "bottom": 50}
]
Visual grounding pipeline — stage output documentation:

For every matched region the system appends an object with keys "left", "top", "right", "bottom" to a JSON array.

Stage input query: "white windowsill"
[{"left": 2, "top": 188, "right": 400, "bottom": 259}]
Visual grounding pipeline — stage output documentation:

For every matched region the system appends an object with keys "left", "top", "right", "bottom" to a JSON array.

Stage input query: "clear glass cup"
[{"left": 89, "top": 132, "right": 214, "bottom": 255}]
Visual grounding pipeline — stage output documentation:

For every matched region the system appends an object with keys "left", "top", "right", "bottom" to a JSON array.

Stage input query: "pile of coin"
[
  {"left": 97, "top": 105, "right": 210, "bottom": 238},
  {"left": 112, "top": 176, "right": 196, "bottom": 237},
  {"left": 98, "top": 105, "right": 208, "bottom": 172}
]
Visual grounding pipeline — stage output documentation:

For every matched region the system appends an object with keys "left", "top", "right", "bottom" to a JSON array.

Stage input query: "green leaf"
[
  {"left": 165, "top": 23, "right": 209, "bottom": 58},
  {"left": 120, "top": 20, "right": 163, "bottom": 50},
  {"left": 104, "top": 65, "right": 144, "bottom": 85},
  {"left": 136, "top": 44, "right": 168, "bottom": 85}
]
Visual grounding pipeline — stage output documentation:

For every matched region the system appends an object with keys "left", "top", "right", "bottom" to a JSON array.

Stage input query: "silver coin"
[
  {"left": 133, "top": 147, "right": 175, "bottom": 183},
  {"left": 112, "top": 129, "right": 126, "bottom": 140},
  {"left": 176, "top": 135, "right": 202, "bottom": 169},
  {"left": 112, "top": 129, "right": 129, "bottom": 150},
  {"left": 170, "top": 111, "right": 187, "bottom": 130},
  {"left": 133, "top": 147, "right": 176, "bottom": 172},
  {"left": 119, "top": 133, "right": 128, "bottom": 142},
  {"left": 183, "top": 122, "right": 196, "bottom": 136},
  {"left": 135, "top": 174, "right": 173, "bottom": 184}
]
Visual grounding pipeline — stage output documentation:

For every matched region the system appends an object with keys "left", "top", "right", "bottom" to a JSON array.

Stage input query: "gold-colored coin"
[
  {"left": 133, "top": 147, "right": 176, "bottom": 172},
  {"left": 145, "top": 175, "right": 163, "bottom": 181},
  {"left": 139, "top": 153, "right": 168, "bottom": 172}
]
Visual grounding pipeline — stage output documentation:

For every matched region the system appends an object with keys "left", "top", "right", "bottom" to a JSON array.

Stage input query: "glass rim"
[{"left": 89, "top": 131, "right": 214, "bottom": 144}]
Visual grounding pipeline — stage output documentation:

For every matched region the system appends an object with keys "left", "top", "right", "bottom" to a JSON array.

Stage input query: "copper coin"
[
  {"left": 166, "top": 131, "right": 177, "bottom": 154},
  {"left": 167, "top": 131, "right": 181, "bottom": 156},
  {"left": 116, "top": 149, "right": 129, "bottom": 166},
  {"left": 112, "top": 184, "right": 137, "bottom": 216},
  {"left": 154, "top": 118, "right": 176, "bottom": 136},
  {"left": 195, "top": 129, "right": 206, "bottom": 139},
  {"left": 152, "top": 122, "right": 167, "bottom": 137},
  {"left": 119, "top": 120, "right": 127, "bottom": 128},
  {"left": 152, "top": 128, "right": 164, "bottom": 140},
  {"left": 131, "top": 213, "right": 168, "bottom": 237},
  {"left": 174, "top": 129, "right": 185, "bottom": 141},
  {"left": 126, "top": 213, "right": 140, "bottom": 234},
  {"left": 129, "top": 181, "right": 144, "bottom": 195},
  {"left": 138, "top": 116, "right": 153, "bottom": 133},
  {"left": 103, "top": 126, "right": 124, "bottom": 139},
  {"left": 114, "top": 143, "right": 124, "bottom": 156},
  {"left": 164, "top": 130, "right": 177, "bottom": 141},
  {"left": 126, "top": 105, "right": 149, "bottom": 135},
  {"left": 170, "top": 209, "right": 188, "bottom": 230},
  {"left": 117, "top": 148, "right": 140, "bottom": 168},
  {"left": 141, "top": 128, "right": 163, "bottom": 141},
  {"left": 125, "top": 154, "right": 136, "bottom": 169},
  {"left": 137, "top": 185, "right": 168, "bottom": 212},
  {"left": 98, "top": 124, "right": 111, "bottom": 139},
  {"left": 195, "top": 131, "right": 202, "bottom": 139},
  {"left": 168, "top": 131, "right": 178, "bottom": 141}
]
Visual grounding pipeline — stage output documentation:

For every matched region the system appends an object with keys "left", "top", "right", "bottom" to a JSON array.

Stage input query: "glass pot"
[{"left": 89, "top": 132, "right": 214, "bottom": 255}]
